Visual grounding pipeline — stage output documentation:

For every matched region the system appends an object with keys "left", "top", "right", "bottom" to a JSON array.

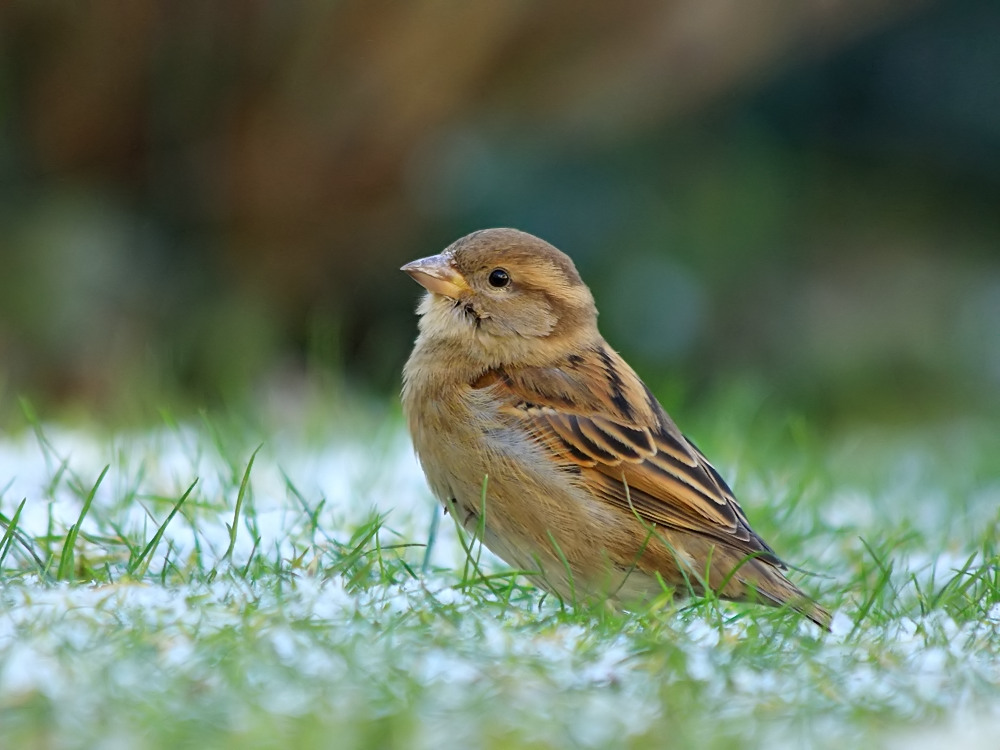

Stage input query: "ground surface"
[{"left": 1, "top": 392, "right": 998, "bottom": 749}]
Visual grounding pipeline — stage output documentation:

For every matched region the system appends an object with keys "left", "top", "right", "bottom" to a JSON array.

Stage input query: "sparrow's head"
[{"left": 402, "top": 229, "right": 598, "bottom": 362}]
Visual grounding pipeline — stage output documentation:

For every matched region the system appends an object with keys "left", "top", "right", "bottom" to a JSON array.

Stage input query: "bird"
[{"left": 400, "top": 228, "right": 830, "bottom": 629}]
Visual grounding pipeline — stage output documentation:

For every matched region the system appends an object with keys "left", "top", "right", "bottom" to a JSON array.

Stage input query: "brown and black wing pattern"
[{"left": 474, "top": 345, "right": 779, "bottom": 564}]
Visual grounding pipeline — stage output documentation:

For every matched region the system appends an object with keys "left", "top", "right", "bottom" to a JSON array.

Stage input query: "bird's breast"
[{"left": 406, "top": 373, "right": 546, "bottom": 500}]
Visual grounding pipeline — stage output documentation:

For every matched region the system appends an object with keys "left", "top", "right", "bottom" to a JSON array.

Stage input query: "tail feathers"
[
  {"left": 744, "top": 563, "right": 831, "bottom": 631},
  {"left": 782, "top": 592, "right": 832, "bottom": 631}
]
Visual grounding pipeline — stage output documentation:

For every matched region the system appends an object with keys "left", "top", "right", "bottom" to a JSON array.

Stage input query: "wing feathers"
[
  {"left": 592, "top": 416, "right": 654, "bottom": 459},
  {"left": 476, "top": 344, "right": 778, "bottom": 562},
  {"left": 643, "top": 450, "right": 728, "bottom": 509}
]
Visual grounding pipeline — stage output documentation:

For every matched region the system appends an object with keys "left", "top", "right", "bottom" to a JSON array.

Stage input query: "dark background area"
[{"left": 1, "top": 0, "right": 998, "bottom": 424}]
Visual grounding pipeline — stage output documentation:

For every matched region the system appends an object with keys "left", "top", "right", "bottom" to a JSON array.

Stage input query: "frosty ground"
[{"left": 1, "top": 399, "right": 998, "bottom": 749}]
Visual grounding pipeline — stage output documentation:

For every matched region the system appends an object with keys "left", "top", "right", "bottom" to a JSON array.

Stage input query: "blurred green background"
[{"left": 1, "top": 0, "right": 998, "bottom": 424}]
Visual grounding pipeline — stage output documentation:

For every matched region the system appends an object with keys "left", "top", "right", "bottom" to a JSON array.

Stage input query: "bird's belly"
[
  {"left": 423, "top": 436, "right": 639, "bottom": 599},
  {"left": 407, "top": 389, "right": 663, "bottom": 603}
]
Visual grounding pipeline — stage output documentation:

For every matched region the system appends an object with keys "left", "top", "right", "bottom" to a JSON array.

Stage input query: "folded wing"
[{"left": 473, "top": 345, "right": 782, "bottom": 566}]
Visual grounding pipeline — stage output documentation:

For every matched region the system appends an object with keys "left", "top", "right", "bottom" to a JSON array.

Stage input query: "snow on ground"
[{"left": 0, "top": 421, "right": 997, "bottom": 747}]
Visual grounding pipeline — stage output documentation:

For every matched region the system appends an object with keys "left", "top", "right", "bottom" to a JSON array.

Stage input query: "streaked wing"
[{"left": 472, "top": 344, "right": 781, "bottom": 565}]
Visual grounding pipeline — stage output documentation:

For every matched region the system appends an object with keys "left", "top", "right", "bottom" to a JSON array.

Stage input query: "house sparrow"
[{"left": 401, "top": 228, "right": 830, "bottom": 629}]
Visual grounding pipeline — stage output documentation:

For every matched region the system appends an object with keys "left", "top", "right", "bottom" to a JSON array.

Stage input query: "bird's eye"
[{"left": 488, "top": 268, "right": 510, "bottom": 288}]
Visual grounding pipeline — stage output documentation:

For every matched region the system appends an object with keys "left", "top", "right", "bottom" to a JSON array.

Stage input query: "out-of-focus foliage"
[{"left": 1, "top": 0, "right": 998, "bottom": 420}]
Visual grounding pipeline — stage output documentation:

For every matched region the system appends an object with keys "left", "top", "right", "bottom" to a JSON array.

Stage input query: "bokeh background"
[{"left": 1, "top": 0, "right": 999, "bottom": 423}]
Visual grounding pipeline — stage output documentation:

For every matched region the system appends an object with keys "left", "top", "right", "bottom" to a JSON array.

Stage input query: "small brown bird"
[{"left": 401, "top": 228, "right": 830, "bottom": 628}]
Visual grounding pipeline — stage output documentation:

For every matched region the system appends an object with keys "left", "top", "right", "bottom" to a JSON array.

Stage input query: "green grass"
[{"left": 0, "top": 391, "right": 998, "bottom": 749}]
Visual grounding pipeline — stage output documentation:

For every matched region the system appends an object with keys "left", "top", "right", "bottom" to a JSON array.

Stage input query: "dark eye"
[{"left": 488, "top": 268, "right": 510, "bottom": 288}]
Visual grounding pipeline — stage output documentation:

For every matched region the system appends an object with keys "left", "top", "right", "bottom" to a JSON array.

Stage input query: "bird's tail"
[{"left": 744, "top": 560, "right": 831, "bottom": 631}]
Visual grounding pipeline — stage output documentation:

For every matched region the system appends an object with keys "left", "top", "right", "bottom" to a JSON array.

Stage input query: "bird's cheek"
[{"left": 506, "top": 307, "right": 557, "bottom": 338}]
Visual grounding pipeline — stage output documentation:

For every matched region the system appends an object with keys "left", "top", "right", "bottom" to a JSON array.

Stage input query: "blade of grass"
[
  {"left": 240, "top": 535, "right": 262, "bottom": 578},
  {"left": 224, "top": 445, "right": 261, "bottom": 561},
  {"left": 421, "top": 503, "right": 440, "bottom": 574},
  {"left": 129, "top": 478, "right": 198, "bottom": 577},
  {"left": 0, "top": 498, "right": 28, "bottom": 567},
  {"left": 448, "top": 476, "right": 501, "bottom": 596},
  {"left": 281, "top": 468, "right": 334, "bottom": 544},
  {"left": 849, "top": 537, "right": 897, "bottom": 639},
  {"left": 545, "top": 529, "right": 578, "bottom": 608},
  {"left": 56, "top": 464, "right": 109, "bottom": 581}
]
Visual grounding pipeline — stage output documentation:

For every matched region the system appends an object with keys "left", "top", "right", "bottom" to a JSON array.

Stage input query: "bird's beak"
[{"left": 400, "top": 253, "right": 471, "bottom": 300}]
